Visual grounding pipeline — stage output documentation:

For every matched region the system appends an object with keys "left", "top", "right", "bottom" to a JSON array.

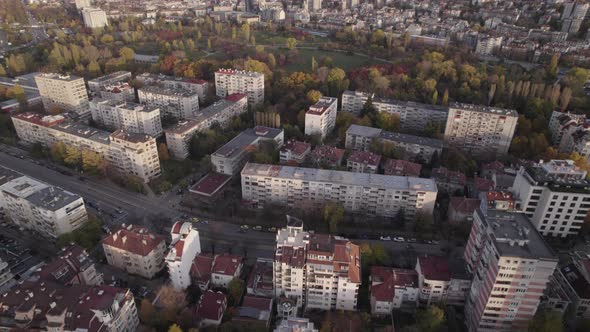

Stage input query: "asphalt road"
[{"left": 0, "top": 146, "right": 448, "bottom": 260}]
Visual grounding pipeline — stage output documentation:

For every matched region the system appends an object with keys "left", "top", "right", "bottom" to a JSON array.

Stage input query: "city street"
[{"left": 0, "top": 146, "right": 449, "bottom": 260}]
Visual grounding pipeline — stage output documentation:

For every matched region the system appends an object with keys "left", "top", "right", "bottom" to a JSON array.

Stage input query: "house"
[
  {"left": 448, "top": 197, "right": 481, "bottom": 224},
  {"left": 431, "top": 167, "right": 467, "bottom": 193},
  {"left": 233, "top": 295, "right": 274, "bottom": 328},
  {"left": 280, "top": 140, "right": 311, "bottom": 165},
  {"left": 247, "top": 258, "right": 274, "bottom": 297},
  {"left": 383, "top": 159, "right": 422, "bottom": 177},
  {"left": 211, "top": 253, "right": 243, "bottom": 288},
  {"left": 370, "top": 266, "right": 419, "bottom": 316},
  {"left": 196, "top": 290, "right": 227, "bottom": 327},
  {"left": 191, "top": 253, "right": 214, "bottom": 291},
  {"left": 347, "top": 151, "right": 381, "bottom": 174},
  {"left": 309, "top": 145, "right": 345, "bottom": 167}
]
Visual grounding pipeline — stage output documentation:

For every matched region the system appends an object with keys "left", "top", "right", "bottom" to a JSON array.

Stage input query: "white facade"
[
  {"left": 138, "top": 86, "right": 199, "bottom": 120},
  {"left": 241, "top": 163, "right": 437, "bottom": 220},
  {"left": 35, "top": 73, "right": 89, "bottom": 116},
  {"left": 341, "top": 90, "right": 373, "bottom": 114},
  {"left": 11, "top": 113, "right": 161, "bottom": 183},
  {"left": 90, "top": 100, "right": 162, "bottom": 137},
  {"left": 215, "top": 69, "right": 265, "bottom": 107},
  {"left": 512, "top": 160, "right": 590, "bottom": 238},
  {"left": 274, "top": 218, "right": 361, "bottom": 311},
  {"left": 164, "top": 95, "right": 248, "bottom": 159},
  {"left": 444, "top": 103, "right": 518, "bottom": 156},
  {"left": 87, "top": 71, "right": 132, "bottom": 95},
  {"left": 0, "top": 167, "right": 88, "bottom": 238},
  {"left": 304, "top": 97, "right": 337, "bottom": 139},
  {"left": 136, "top": 73, "right": 210, "bottom": 104},
  {"left": 166, "top": 222, "right": 202, "bottom": 290},
  {"left": 82, "top": 8, "right": 108, "bottom": 28},
  {"left": 475, "top": 36, "right": 503, "bottom": 55}
]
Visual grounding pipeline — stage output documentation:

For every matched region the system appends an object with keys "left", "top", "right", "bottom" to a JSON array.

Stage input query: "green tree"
[
  {"left": 82, "top": 149, "right": 106, "bottom": 175},
  {"left": 311, "top": 56, "right": 318, "bottom": 72},
  {"left": 442, "top": 89, "right": 449, "bottom": 106},
  {"left": 119, "top": 47, "right": 135, "bottom": 61},
  {"left": 227, "top": 278, "right": 245, "bottom": 305},
  {"left": 528, "top": 311, "right": 564, "bottom": 332},
  {"left": 323, "top": 202, "right": 344, "bottom": 233},
  {"left": 50, "top": 142, "right": 67, "bottom": 163},
  {"left": 286, "top": 37, "right": 297, "bottom": 50},
  {"left": 0, "top": 64, "right": 6, "bottom": 76},
  {"left": 546, "top": 54, "right": 559, "bottom": 79},
  {"left": 168, "top": 324, "right": 183, "bottom": 332},
  {"left": 63, "top": 145, "right": 82, "bottom": 168},
  {"left": 12, "top": 84, "right": 26, "bottom": 105},
  {"left": 416, "top": 306, "right": 446, "bottom": 332},
  {"left": 375, "top": 112, "right": 400, "bottom": 131},
  {"left": 87, "top": 60, "right": 101, "bottom": 76},
  {"left": 241, "top": 23, "right": 250, "bottom": 41},
  {"left": 306, "top": 90, "right": 322, "bottom": 103},
  {"left": 431, "top": 89, "right": 438, "bottom": 105}
]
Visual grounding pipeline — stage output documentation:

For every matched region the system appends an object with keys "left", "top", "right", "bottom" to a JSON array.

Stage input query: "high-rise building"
[
  {"left": 241, "top": 163, "right": 437, "bottom": 220},
  {"left": 512, "top": 160, "right": 590, "bottom": 238},
  {"left": 102, "top": 224, "right": 167, "bottom": 279},
  {"left": 0, "top": 166, "right": 88, "bottom": 238},
  {"left": 561, "top": 2, "right": 589, "bottom": 34},
  {"left": 11, "top": 113, "right": 161, "bottom": 182},
  {"left": 164, "top": 94, "right": 248, "bottom": 159},
  {"left": 274, "top": 216, "right": 361, "bottom": 311},
  {"left": 82, "top": 7, "right": 108, "bottom": 28},
  {"left": 443, "top": 103, "right": 518, "bottom": 156},
  {"left": 87, "top": 71, "right": 132, "bottom": 96},
  {"left": 74, "top": 0, "right": 91, "bottom": 10},
  {"left": 464, "top": 208, "right": 558, "bottom": 332},
  {"left": 166, "top": 222, "right": 201, "bottom": 290},
  {"left": 215, "top": 69, "right": 265, "bottom": 106},
  {"left": 138, "top": 85, "right": 199, "bottom": 120},
  {"left": 90, "top": 99, "right": 162, "bottom": 137},
  {"left": 136, "top": 73, "right": 210, "bottom": 104},
  {"left": 304, "top": 97, "right": 338, "bottom": 139},
  {"left": 35, "top": 73, "right": 89, "bottom": 116}
]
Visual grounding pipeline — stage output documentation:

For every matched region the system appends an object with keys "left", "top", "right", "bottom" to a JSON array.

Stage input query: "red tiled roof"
[
  {"left": 475, "top": 177, "right": 495, "bottom": 191},
  {"left": 191, "top": 254, "right": 214, "bottom": 283},
  {"left": 486, "top": 191, "right": 513, "bottom": 201},
  {"left": 482, "top": 160, "right": 505, "bottom": 172},
  {"left": 348, "top": 150, "right": 381, "bottom": 166},
  {"left": 225, "top": 93, "right": 247, "bottom": 102},
  {"left": 247, "top": 259, "right": 274, "bottom": 292},
  {"left": 171, "top": 221, "right": 183, "bottom": 234},
  {"left": 311, "top": 145, "right": 345, "bottom": 164},
  {"left": 12, "top": 112, "right": 65, "bottom": 127},
  {"left": 37, "top": 245, "right": 89, "bottom": 285},
  {"left": 384, "top": 159, "right": 422, "bottom": 177},
  {"left": 371, "top": 266, "right": 418, "bottom": 302},
  {"left": 281, "top": 139, "right": 311, "bottom": 157},
  {"left": 278, "top": 246, "right": 306, "bottom": 268},
  {"left": 212, "top": 253, "right": 243, "bottom": 277},
  {"left": 196, "top": 291, "right": 227, "bottom": 321},
  {"left": 241, "top": 295, "right": 273, "bottom": 311},
  {"left": 418, "top": 255, "right": 451, "bottom": 282},
  {"left": 189, "top": 172, "right": 231, "bottom": 197},
  {"left": 432, "top": 167, "right": 467, "bottom": 185},
  {"left": 449, "top": 197, "right": 481, "bottom": 214},
  {"left": 102, "top": 225, "right": 165, "bottom": 257}
]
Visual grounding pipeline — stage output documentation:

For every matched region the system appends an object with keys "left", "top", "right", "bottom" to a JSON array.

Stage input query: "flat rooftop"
[
  {"left": 54, "top": 122, "right": 111, "bottom": 145},
  {"left": 242, "top": 163, "right": 438, "bottom": 192},
  {"left": 306, "top": 97, "right": 337, "bottom": 116},
  {"left": 525, "top": 160, "right": 590, "bottom": 192},
  {"left": 213, "top": 126, "right": 282, "bottom": 159},
  {"left": 137, "top": 72, "right": 208, "bottom": 85},
  {"left": 165, "top": 118, "right": 201, "bottom": 135},
  {"left": 0, "top": 166, "right": 23, "bottom": 186},
  {"left": 26, "top": 186, "right": 81, "bottom": 211},
  {"left": 139, "top": 85, "right": 198, "bottom": 97},
  {"left": 346, "top": 124, "right": 382, "bottom": 138},
  {"left": 380, "top": 131, "right": 443, "bottom": 149},
  {"left": 87, "top": 71, "right": 131, "bottom": 84},
  {"left": 476, "top": 208, "right": 556, "bottom": 260},
  {"left": 373, "top": 97, "right": 449, "bottom": 113},
  {"left": 189, "top": 172, "right": 232, "bottom": 197},
  {"left": 35, "top": 73, "right": 83, "bottom": 82},
  {"left": 450, "top": 102, "right": 518, "bottom": 117},
  {"left": 216, "top": 68, "right": 264, "bottom": 78}
]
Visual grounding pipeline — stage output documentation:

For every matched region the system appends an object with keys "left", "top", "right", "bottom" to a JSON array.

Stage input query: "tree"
[
  {"left": 546, "top": 54, "right": 559, "bottom": 79},
  {"left": 168, "top": 324, "right": 183, "bottom": 332},
  {"left": 119, "top": 47, "right": 135, "bottom": 61},
  {"left": 528, "top": 310, "right": 564, "bottom": 332},
  {"left": 241, "top": 23, "right": 250, "bottom": 42},
  {"left": 0, "top": 64, "right": 6, "bottom": 76},
  {"left": 82, "top": 149, "right": 106, "bottom": 175},
  {"left": 12, "top": 84, "right": 26, "bottom": 105},
  {"left": 50, "top": 142, "right": 67, "bottom": 163},
  {"left": 560, "top": 87, "right": 572, "bottom": 111},
  {"left": 416, "top": 306, "right": 446, "bottom": 332},
  {"left": 227, "top": 278, "right": 244, "bottom": 305},
  {"left": 64, "top": 145, "right": 82, "bottom": 169},
  {"left": 306, "top": 90, "right": 322, "bottom": 103},
  {"left": 158, "top": 143, "right": 170, "bottom": 161},
  {"left": 323, "top": 202, "right": 344, "bottom": 233},
  {"left": 311, "top": 56, "right": 318, "bottom": 72},
  {"left": 286, "top": 37, "right": 297, "bottom": 50},
  {"left": 442, "top": 89, "right": 449, "bottom": 106},
  {"left": 431, "top": 90, "right": 438, "bottom": 105},
  {"left": 87, "top": 60, "right": 101, "bottom": 76},
  {"left": 375, "top": 112, "right": 400, "bottom": 131}
]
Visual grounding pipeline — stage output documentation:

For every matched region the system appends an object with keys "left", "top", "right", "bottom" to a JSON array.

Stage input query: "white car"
[
  {"left": 380, "top": 236, "right": 392, "bottom": 241},
  {"left": 393, "top": 237, "right": 405, "bottom": 242}
]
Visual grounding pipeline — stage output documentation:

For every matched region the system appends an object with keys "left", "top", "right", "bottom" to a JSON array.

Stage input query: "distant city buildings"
[
  {"left": 241, "top": 163, "right": 437, "bottom": 219},
  {"left": 274, "top": 217, "right": 361, "bottom": 311},
  {"left": 0, "top": 166, "right": 88, "bottom": 238},
  {"left": 102, "top": 224, "right": 167, "bottom": 279},
  {"left": 561, "top": 2, "right": 588, "bottom": 34},
  {"left": 304, "top": 96, "right": 338, "bottom": 139},
  {"left": 512, "top": 160, "right": 590, "bottom": 238},
  {"left": 35, "top": 73, "right": 89, "bottom": 116},
  {"left": 215, "top": 69, "right": 264, "bottom": 107}
]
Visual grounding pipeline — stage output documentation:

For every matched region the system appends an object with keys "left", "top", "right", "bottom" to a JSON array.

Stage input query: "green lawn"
[{"left": 278, "top": 48, "right": 390, "bottom": 72}]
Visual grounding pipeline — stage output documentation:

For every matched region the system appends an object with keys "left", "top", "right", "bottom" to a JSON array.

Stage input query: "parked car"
[
  {"left": 267, "top": 227, "right": 277, "bottom": 232},
  {"left": 253, "top": 226, "right": 263, "bottom": 231},
  {"left": 240, "top": 225, "right": 249, "bottom": 230},
  {"left": 393, "top": 237, "right": 405, "bottom": 242},
  {"left": 380, "top": 236, "right": 392, "bottom": 241}
]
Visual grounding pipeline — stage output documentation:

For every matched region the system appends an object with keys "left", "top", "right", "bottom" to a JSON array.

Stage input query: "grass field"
[{"left": 278, "top": 48, "right": 390, "bottom": 72}]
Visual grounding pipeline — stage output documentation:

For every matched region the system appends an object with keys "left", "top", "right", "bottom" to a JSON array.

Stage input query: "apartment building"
[
  {"left": 443, "top": 103, "right": 518, "bottom": 156},
  {"left": 280, "top": 140, "right": 311, "bottom": 164},
  {"left": 215, "top": 68, "right": 264, "bottom": 106},
  {"left": 274, "top": 217, "right": 361, "bottom": 311},
  {"left": 340, "top": 91, "right": 449, "bottom": 132},
  {"left": 107, "top": 130, "right": 161, "bottom": 182},
  {"left": 97, "top": 83, "right": 135, "bottom": 103},
  {"left": 137, "top": 72, "right": 210, "bottom": 103},
  {"left": 546, "top": 251, "right": 590, "bottom": 322},
  {"left": 512, "top": 160, "right": 590, "bottom": 237},
  {"left": 347, "top": 150, "right": 381, "bottom": 174},
  {"left": 166, "top": 221, "right": 202, "bottom": 290},
  {"left": 416, "top": 255, "right": 471, "bottom": 307},
  {"left": 90, "top": 99, "right": 163, "bottom": 137},
  {"left": 39, "top": 245, "right": 104, "bottom": 286},
  {"left": 0, "top": 167, "right": 88, "bottom": 238},
  {"left": 164, "top": 94, "right": 248, "bottom": 159},
  {"left": 383, "top": 159, "right": 422, "bottom": 177},
  {"left": 475, "top": 36, "right": 503, "bottom": 56},
  {"left": 275, "top": 317, "right": 318, "bottom": 332},
  {"left": 102, "top": 224, "right": 167, "bottom": 279},
  {"left": 35, "top": 73, "right": 89, "bottom": 116},
  {"left": 370, "top": 266, "right": 419, "bottom": 315},
  {"left": 431, "top": 167, "right": 467, "bottom": 193},
  {"left": 82, "top": 7, "right": 108, "bottom": 28},
  {"left": 241, "top": 163, "right": 437, "bottom": 220},
  {"left": 345, "top": 124, "right": 443, "bottom": 162},
  {"left": 548, "top": 110, "right": 586, "bottom": 145},
  {"left": 561, "top": 2, "right": 589, "bottom": 34},
  {"left": 304, "top": 97, "right": 338, "bottom": 139},
  {"left": 138, "top": 85, "right": 199, "bottom": 120},
  {"left": 0, "top": 281, "right": 139, "bottom": 331},
  {"left": 211, "top": 126, "right": 284, "bottom": 175},
  {"left": 87, "top": 71, "right": 132, "bottom": 95},
  {"left": 464, "top": 208, "right": 558, "bottom": 332},
  {"left": 309, "top": 145, "right": 345, "bottom": 168},
  {"left": 247, "top": 258, "right": 274, "bottom": 297}
]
